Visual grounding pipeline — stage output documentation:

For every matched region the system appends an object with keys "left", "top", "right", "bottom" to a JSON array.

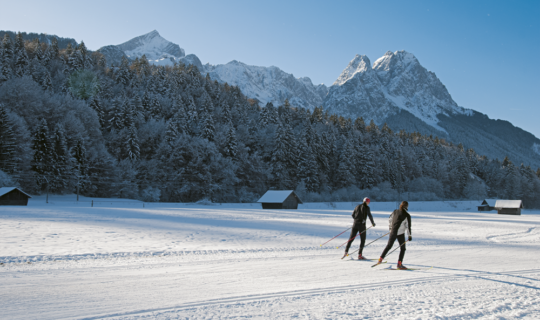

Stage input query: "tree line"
[{"left": 1, "top": 32, "right": 539, "bottom": 207}]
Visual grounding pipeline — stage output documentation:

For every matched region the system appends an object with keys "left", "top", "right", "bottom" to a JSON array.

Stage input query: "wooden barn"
[
  {"left": 0, "top": 187, "right": 32, "bottom": 206},
  {"left": 257, "top": 190, "right": 303, "bottom": 209},
  {"left": 494, "top": 200, "right": 523, "bottom": 215},
  {"left": 478, "top": 199, "right": 498, "bottom": 212}
]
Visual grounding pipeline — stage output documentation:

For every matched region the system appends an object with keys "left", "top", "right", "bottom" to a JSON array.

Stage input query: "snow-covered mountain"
[
  {"left": 325, "top": 51, "right": 540, "bottom": 167},
  {"left": 98, "top": 31, "right": 328, "bottom": 109},
  {"left": 324, "top": 51, "right": 471, "bottom": 133},
  {"left": 118, "top": 30, "right": 185, "bottom": 65},
  {"left": 205, "top": 61, "right": 328, "bottom": 109}
]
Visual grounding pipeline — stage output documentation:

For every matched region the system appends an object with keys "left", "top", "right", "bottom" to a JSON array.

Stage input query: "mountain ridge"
[{"left": 96, "top": 30, "right": 540, "bottom": 167}]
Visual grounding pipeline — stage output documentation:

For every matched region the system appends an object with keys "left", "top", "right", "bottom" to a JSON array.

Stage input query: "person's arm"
[
  {"left": 367, "top": 207, "right": 375, "bottom": 226},
  {"left": 406, "top": 212, "right": 412, "bottom": 240}
]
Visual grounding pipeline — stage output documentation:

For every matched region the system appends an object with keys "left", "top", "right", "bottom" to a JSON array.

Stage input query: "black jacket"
[
  {"left": 352, "top": 203, "right": 375, "bottom": 225},
  {"left": 389, "top": 208, "right": 412, "bottom": 236}
]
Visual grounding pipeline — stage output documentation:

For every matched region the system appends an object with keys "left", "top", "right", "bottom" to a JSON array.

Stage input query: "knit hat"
[{"left": 363, "top": 197, "right": 370, "bottom": 203}]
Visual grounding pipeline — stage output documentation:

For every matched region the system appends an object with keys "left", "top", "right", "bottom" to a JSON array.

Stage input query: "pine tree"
[
  {"left": 354, "top": 117, "right": 366, "bottom": 134},
  {"left": 336, "top": 139, "right": 355, "bottom": 188},
  {"left": 150, "top": 98, "right": 161, "bottom": 118},
  {"left": 14, "top": 32, "right": 24, "bottom": 53},
  {"left": 297, "top": 139, "right": 320, "bottom": 192},
  {"left": 108, "top": 98, "right": 125, "bottom": 130},
  {"left": 34, "top": 39, "right": 43, "bottom": 60},
  {"left": 50, "top": 37, "right": 59, "bottom": 59},
  {"left": 49, "top": 124, "right": 71, "bottom": 193},
  {"left": 0, "top": 104, "right": 16, "bottom": 173},
  {"left": 223, "top": 124, "right": 238, "bottom": 160},
  {"left": 0, "top": 63, "right": 11, "bottom": 82},
  {"left": 200, "top": 113, "right": 215, "bottom": 142},
  {"left": 40, "top": 70, "right": 52, "bottom": 91},
  {"left": 65, "top": 43, "right": 73, "bottom": 56},
  {"left": 14, "top": 49, "right": 29, "bottom": 77},
  {"left": 126, "top": 124, "right": 140, "bottom": 161},
  {"left": 165, "top": 119, "right": 179, "bottom": 144},
  {"left": 31, "top": 119, "right": 53, "bottom": 191},
  {"left": 2, "top": 34, "right": 14, "bottom": 62},
  {"left": 271, "top": 121, "right": 297, "bottom": 188},
  {"left": 357, "top": 143, "right": 375, "bottom": 189},
  {"left": 72, "top": 139, "right": 89, "bottom": 192},
  {"left": 69, "top": 50, "right": 84, "bottom": 71}
]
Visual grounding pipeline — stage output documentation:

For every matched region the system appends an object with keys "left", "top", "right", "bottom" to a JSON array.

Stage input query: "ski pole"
[
  {"left": 336, "top": 226, "right": 373, "bottom": 249},
  {"left": 319, "top": 226, "right": 353, "bottom": 247},
  {"left": 347, "top": 232, "right": 390, "bottom": 257},
  {"left": 384, "top": 240, "right": 409, "bottom": 258},
  {"left": 371, "top": 240, "right": 409, "bottom": 267}
]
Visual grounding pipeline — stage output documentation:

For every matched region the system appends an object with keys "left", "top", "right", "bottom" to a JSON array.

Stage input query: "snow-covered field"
[{"left": 1, "top": 195, "right": 540, "bottom": 319}]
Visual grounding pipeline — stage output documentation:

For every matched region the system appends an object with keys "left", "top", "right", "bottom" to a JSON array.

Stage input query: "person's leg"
[
  {"left": 397, "top": 234, "right": 406, "bottom": 262},
  {"left": 344, "top": 223, "right": 359, "bottom": 253},
  {"left": 358, "top": 223, "right": 367, "bottom": 256},
  {"left": 380, "top": 233, "right": 397, "bottom": 259}
]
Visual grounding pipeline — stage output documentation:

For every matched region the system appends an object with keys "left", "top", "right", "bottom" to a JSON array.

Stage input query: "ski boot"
[
  {"left": 397, "top": 261, "right": 408, "bottom": 270},
  {"left": 358, "top": 254, "right": 367, "bottom": 260},
  {"left": 341, "top": 252, "right": 349, "bottom": 259}
]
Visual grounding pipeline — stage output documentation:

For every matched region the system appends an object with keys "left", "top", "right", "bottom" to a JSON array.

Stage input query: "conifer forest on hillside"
[{"left": 1, "top": 32, "right": 539, "bottom": 207}]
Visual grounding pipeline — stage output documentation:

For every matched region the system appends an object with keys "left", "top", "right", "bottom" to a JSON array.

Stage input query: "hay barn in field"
[
  {"left": 257, "top": 190, "right": 303, "bottom": 209},
  {"left": 0, "top": 187, "right": 32, "bottom": 206},
  {"left": 494, "top": 200, "right": 523, "bottom": 215}
]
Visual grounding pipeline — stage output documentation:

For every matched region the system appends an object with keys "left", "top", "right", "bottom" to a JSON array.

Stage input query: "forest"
[{"left": 1, "top": 32, "right": 539, "bottom": 207}]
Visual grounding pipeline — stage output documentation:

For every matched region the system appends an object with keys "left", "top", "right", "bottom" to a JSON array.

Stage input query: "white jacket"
[{"left": 388, "top": 211, "right": 410, "bottom": 236}]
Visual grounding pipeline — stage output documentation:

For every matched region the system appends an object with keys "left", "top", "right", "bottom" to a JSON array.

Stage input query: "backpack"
[
  {"left": 352, "top": 205, "right": 361, "bottom": 219},
  {"left": 388, "top": 210, "right": 397, "bottom": 231}
]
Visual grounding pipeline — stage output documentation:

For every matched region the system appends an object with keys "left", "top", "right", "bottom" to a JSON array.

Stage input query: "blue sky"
[{"left": 2, "top": 0, "right": 539, "bottom": 138}]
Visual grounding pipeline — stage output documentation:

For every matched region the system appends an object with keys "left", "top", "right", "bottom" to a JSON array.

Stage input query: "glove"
[
  {"left": 408, "top": 235, "right": 412, "bottom": 241},
  {"left": 372, "top": 223, "right": 376, "bottom": 227}
]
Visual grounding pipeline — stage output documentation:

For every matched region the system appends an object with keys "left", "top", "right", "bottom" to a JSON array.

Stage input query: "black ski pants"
[
  {"left": 344, "top": 222, "right": 367, "bottom": 255},
  {"left": 380, "top": 233, "right": 406, "bottom": 262}
]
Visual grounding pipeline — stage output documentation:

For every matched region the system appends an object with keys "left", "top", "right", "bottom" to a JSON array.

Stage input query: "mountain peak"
[
  {"left": 116, "top": 30, "right": 185, "bottom": 64},
  {"left": 333, "top": 54, "right": 372, "bottom": 86},
  {"left": 373, "top": 50, "right": 419, "bottom": 71}
]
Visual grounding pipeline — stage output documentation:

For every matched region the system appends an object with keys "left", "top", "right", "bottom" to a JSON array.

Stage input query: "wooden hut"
[
  {"left": 257, "top": 190, "right": 303, "bottom": 209},
  {"left": 0, "top": 187, "right": 32, "bottom": 206},
  {"left": 494, "top": 200, "right": 523, "bottom": 215},
  {"left": 478, "top": 199, "right": 498, "bottom": 212}
]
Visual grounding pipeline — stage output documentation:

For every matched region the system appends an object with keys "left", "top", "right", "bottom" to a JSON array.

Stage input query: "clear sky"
[{"left": 2, "top": 0, "right": 539, "bottom": 138}]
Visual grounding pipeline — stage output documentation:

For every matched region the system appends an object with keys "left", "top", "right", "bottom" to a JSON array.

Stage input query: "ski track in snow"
[{"left": 1, "top": 197, "right": 540, "bottom": 319}]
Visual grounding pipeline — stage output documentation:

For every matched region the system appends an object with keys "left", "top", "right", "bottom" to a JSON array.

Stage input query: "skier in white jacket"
[{"left": 378, "top": 201, "right": 412, "bottom": 269}]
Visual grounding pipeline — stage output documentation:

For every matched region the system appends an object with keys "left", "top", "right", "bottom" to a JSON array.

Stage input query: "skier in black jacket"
[
  {"left": 342, "top": 197, "right": 376, "bottom": 260},
  {"left": 377, "top": 201, "right": 412, "bottom": 269}
]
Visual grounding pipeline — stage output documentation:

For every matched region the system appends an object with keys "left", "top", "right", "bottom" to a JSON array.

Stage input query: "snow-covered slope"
[{"left": 205, "top": 60, "right": 328, "bottom": 109}]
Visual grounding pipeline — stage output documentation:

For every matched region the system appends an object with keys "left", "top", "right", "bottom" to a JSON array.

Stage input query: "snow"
[
  {"left": 495, "top": 200, "right": 523, "bottom": 208},
  {"left": 118, "top": 30, "right": 185, "bottom": 66},
  {"left": 0, "top": 187, "right": 32, "bottom": 198},
  {"left": 332, "top": 54, "right": 371, "bottom": 86},
  {"left": 2, "top": 195, "right": 540, "bottom": 319},
  {"left": 257, "top": 190, "right": 299, "bottom": 203},
  {"left": 533, "top": 143, "right": 540, "bottom": 156}
]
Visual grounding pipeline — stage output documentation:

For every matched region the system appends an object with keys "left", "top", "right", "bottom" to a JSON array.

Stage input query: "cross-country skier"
[
  {"left": 377, "top": 201, "right": 412, "bottom": 269},
  {"left": 342, "top": 197, "right": 376, "bottom": 260}
]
